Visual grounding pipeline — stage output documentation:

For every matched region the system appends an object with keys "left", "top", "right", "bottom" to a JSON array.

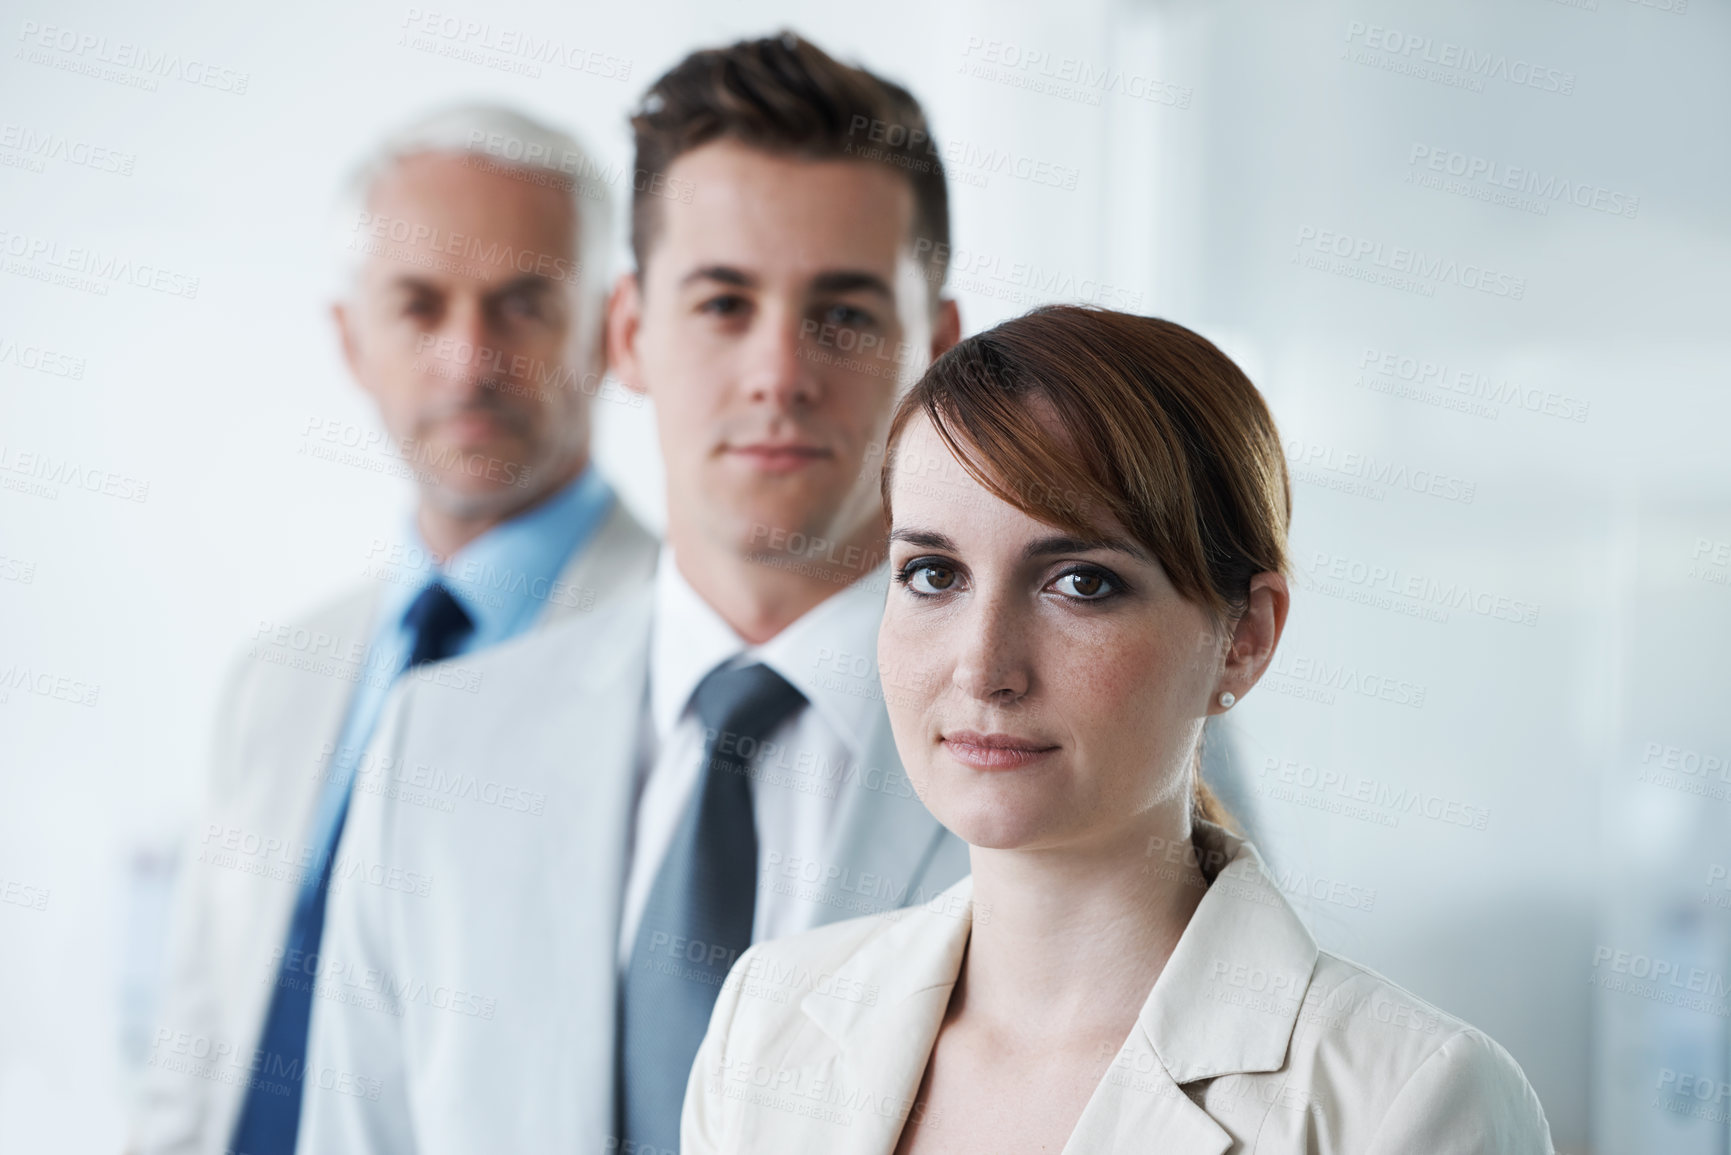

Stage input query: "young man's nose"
[{"left": 742, "top": 309, "right": 818, "bottom": 409}]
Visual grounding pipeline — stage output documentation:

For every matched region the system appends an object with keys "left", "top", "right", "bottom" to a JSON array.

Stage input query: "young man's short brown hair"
[{"left": 630, "top": 31, "right": 951, "bottom": 296}]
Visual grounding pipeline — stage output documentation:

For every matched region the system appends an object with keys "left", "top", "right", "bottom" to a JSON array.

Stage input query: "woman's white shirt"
[{"left": 682, "top": 823, "right": 1554, "bottom": 1154}]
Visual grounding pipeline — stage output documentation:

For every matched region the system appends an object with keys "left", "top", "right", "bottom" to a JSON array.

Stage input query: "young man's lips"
[
  {"left": 728, "top": 445, "right": 832, "bottom": 473},
  {"left": 941, "top": 732, "right": 1060, "bottom": 770}
]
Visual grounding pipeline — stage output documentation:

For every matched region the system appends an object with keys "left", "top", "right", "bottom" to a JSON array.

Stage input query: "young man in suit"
[
  {"left": 130, "top": 106, "right": 657, "bottom": 1155},
  {"left": 302, "top": 33, "right": 967, "bottom": 1154}
]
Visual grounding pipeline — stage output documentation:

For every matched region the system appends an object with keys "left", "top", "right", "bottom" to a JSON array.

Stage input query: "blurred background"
[{"left": 1, "top": 0, "right": 1727, "bottom": 1150}]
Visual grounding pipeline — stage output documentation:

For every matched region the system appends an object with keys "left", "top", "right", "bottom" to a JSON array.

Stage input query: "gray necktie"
[{"left": 616, "top": 661, "right": 808, "bottom": 1153}]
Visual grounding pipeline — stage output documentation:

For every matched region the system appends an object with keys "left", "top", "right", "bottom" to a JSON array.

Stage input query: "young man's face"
[{"left": 609, "top": 139, "right": 958, "bottom": 570}]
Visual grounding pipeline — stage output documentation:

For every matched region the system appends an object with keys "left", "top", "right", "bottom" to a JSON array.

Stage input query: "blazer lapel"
[
  {"left": 1068, "top": 823, "right": 1320, "bottom": 1153},
  {"left": 729, "top": 827, "right": 1317, "bottom": 1155},
  {"left": 526, "top": 592, "right": 655, "bottom": 1146},
  {"left": 1065, "top": 1024, "right": 1233, "bottom": 1155},
  {"left": 785, "top": 878, "right": 977, "bottom": 1155},
  {"left": 541, "top": 496, "right": 658, "bottom": 628},
  {"left": 1140, "top": 827, "right": 1319, "bottom": 1083},
  {"left": 210, "top": 586, "right": 382, "bottom": 1144}
]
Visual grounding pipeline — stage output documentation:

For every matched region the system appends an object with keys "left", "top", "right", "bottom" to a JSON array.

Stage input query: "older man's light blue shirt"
[{"left": 324, "top": 464, "right": 614, "bottom": 772}]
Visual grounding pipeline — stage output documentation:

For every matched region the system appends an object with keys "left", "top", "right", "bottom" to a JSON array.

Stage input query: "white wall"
[
  {"left": 0, "top": 0, "right": 1724, "bottom": 1150},
  {"left": 1136, "top": 4, "right": 1730, "bottom": 1151}
]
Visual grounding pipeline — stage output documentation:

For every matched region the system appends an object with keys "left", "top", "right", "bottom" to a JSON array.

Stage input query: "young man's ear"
[
  {"left": 606, "top": 272, "right": 648, "bottom": 395},
  {"left": 930, "top": 298, "right": 962, "bottom": 362}
]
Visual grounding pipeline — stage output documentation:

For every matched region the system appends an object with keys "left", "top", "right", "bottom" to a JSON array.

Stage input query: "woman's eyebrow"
[
  {"left": 890, "top": 528, "right": 1150, "bottom": 563},
  {"left": 1023, "top": 534, "right": 1151, "bottom": 562},
  {"left": 888, "top": 528, "right": 956, "bottom": 550}
]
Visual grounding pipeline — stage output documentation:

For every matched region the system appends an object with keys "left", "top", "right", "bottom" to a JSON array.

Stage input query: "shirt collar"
[
  {"left": 382, "top": 465, "right": 614, "bottom": 648},
  {"left": 650, "top": 547, "right": 750, "bottom": 740},
  {"left": 649, "top": 549, "right": 889, "bottom": 756}
]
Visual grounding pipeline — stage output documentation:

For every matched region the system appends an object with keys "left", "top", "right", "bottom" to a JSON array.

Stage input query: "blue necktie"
[
  {"left": 229, "top": 582, "right": 473, "bottom": 1155},
  {"left": 616, "top": 662, "right": 808, "bottom": 1154}
]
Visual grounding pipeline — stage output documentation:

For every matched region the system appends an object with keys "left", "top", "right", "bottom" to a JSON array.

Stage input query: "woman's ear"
[{"left": 1210, "top": 572, "right": 1290, "bottom": 714}]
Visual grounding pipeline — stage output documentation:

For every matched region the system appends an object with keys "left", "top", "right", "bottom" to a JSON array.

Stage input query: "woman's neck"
[{"left": 960, "top": 812, "right": 1209, "bottom": 1045}]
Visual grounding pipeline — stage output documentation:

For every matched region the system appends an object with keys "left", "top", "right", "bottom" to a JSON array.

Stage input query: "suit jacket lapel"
[
  {"left": 789, "top": 878, "right": 976, "bottom": 1155},
  {"left": 1067, "top": 824, "right": 1319, "bottom": 1153},
  {"left": 541, "top": 496, "right": 657, "bottom": 628},
  {"left": 526, "top": 591, "right": 655, "bottom": 1145},
  {"left": 782, "top": 827, "right": 1312, "bottom": 1155},
  {"left": 1065, "top": 1023, "right": 1233, "bottom": 1155},
  {"left": 211, "top": 587, "right": 382, "bottom": 1144}
]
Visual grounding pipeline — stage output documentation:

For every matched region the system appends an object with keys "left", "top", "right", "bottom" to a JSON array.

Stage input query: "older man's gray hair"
[{"left": 332, "top": 104, "right": 615, "bottom": 342}]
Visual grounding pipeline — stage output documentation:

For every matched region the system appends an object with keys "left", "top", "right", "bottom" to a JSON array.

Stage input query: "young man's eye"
[
  {"left": 820, "top": 303, "right": 875, "bottom": 328},
  {"left": 700, "top": 294, "right": 750, "bottom": 317},
  {"left": 895, "top": 559, "right": 959, "bottom": 596},
  {"left": 1051, "top": 567, "right": 1118, "bottom": 601}
]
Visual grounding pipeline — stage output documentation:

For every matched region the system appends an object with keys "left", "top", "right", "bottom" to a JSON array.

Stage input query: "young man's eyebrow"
[
  {"left": 675, "top": 267, "right": 894, "bottom": 300},
  {"left": 679, "top": 265, "right": 757, "bottom": 290},
  {"left": 811, "top": 270, "right": 893, "bottom": 300}
]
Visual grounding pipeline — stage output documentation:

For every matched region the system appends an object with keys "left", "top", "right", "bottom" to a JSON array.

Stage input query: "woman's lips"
[{"left": 941, "top": 731, "right": 1060, "bottom": 770}]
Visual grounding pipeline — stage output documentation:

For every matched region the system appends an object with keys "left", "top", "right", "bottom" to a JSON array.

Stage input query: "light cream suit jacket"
[
  {"left": 684, "top": 823, "right": 1555, "bottom": 1154},
  {"left": 297, "top": 580, "right": 970, "bottom": 1154},
  {"left": 130, "top": 499, "right": 657, "bottom": 1155}
]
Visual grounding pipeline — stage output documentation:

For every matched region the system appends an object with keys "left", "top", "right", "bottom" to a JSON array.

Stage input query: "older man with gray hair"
[{"left": 129, "top": 105, "right": 655, "bottom": 1155}]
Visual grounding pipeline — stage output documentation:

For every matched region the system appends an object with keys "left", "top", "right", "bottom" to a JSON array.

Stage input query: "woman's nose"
[{"left": 950, "top": 592, "right": 1031, "bottom": 703}]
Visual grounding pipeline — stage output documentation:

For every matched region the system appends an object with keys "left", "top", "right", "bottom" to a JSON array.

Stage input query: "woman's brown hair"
[{"left": 880, "top": 306, "right": 1291, "bottom": 830}]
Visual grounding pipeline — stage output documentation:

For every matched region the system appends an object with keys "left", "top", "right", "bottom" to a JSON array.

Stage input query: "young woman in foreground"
[{"left": 683, "top": 306, "right": 1554, "bottom": 1153}]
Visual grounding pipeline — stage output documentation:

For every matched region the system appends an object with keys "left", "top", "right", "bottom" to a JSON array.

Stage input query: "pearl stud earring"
[{"left": 1218, "top": 691, "right": 1236, "bottom": 709}]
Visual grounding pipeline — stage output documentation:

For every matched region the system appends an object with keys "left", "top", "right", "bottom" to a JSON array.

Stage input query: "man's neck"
[
  {"left": 416, "top": 455, "right": 587, "bottom": 561},
  {"left": 670, "top": 517, "right": 886, "bottom": 647}
]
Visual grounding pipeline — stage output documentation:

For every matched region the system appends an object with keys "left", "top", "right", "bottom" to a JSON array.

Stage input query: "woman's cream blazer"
[{"left": 682, "top": 823, "right": 1554, "bottom": 1154}]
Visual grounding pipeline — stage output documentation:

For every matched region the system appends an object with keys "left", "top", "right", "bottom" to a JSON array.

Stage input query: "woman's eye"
[
  {"left": 1053, "top": 569, "right": 1115, "bottom": 600},
  {"left": 903, "top": 563, "right": 958, "bottom": 595}
]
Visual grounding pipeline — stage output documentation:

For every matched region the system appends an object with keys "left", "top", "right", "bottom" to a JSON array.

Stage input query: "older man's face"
[{"left": 334, "top": 152, "right": 592, "bottom": 523}]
